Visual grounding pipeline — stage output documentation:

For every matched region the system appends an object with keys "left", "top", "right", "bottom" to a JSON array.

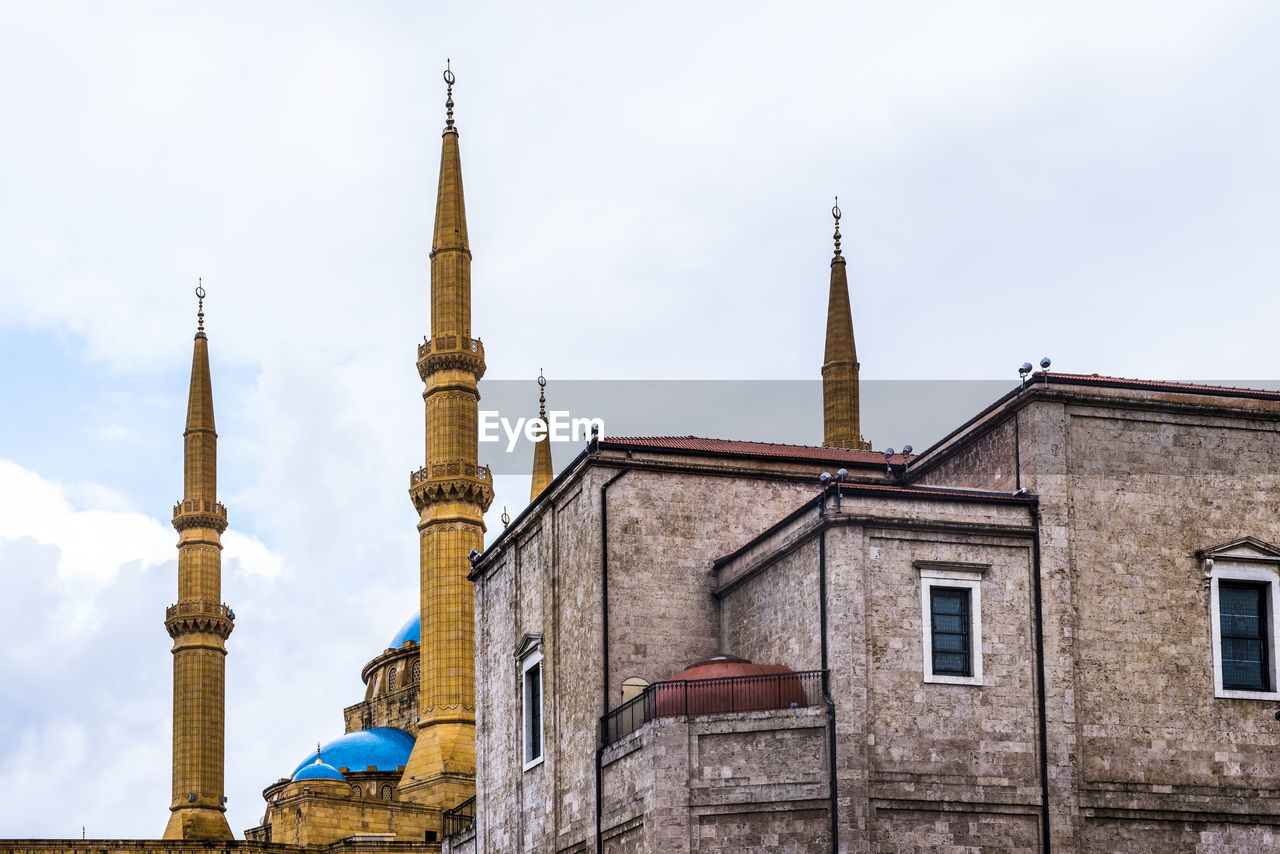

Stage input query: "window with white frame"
[
  {"left": 916, "top": 561, "right": 986, "bottom": 686},
  {"left": 1203, "top": 538, "right": 1280, "bottom": 701},
  {"left": 522, "top": 650, "right": 544, "bottom": 769}
]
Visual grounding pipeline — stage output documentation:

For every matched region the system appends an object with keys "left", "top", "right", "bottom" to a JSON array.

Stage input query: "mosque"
[{"left": 6, "top": 67, "right": 1280, "bottom": 854}]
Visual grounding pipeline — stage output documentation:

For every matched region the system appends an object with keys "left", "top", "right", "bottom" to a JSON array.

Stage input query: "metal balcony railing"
[
  {"left": 442, "top": 794, "right": 476, "bottom": 838},
  {"left": 601, "top": 669, "right": 826, "bottom": 746}
]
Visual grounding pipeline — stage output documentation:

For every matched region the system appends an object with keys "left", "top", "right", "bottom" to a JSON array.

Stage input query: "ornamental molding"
[
  {"left": 174, "top": 513, "right": 229, "bottom": 534},
  {"left": 1197, "top": 536, "right": 1280, "bottom": 587},
  {"left": 409, "top": 478, "right": 495, "bottom": 511},
  {"left": 418, "top": 351, "right": 486, "bottom": 381},
  {"left": 166, "top": 613, "right": 234, "bottom": 640},
  {"left": 173, "top": 500, "right": 229, "bottom": 533},
  {"left": 422, "top": 702, "right": 476, "bottom": 713},
  {"left": 419, "top": 521, "right": 484, "bottom": 537},
  {"left": 514, "top": 632, "right": 543, "bottom": 661}
]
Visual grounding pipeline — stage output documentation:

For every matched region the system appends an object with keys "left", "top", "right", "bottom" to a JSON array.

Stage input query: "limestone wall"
[
  {"left": 599, "top": 709, "right": 831, "bottom": 853},
  {"left": 470, "top": 452, "right": 822, "bottom": 852}
]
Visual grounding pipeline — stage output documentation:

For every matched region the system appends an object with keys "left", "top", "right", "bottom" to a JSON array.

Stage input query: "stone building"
[
  {"left": 457, "top": 373, "right": 1280, "bottom": 853},
  {"left": 6, "top": 64, "right": 1280, "bottom": 854}
]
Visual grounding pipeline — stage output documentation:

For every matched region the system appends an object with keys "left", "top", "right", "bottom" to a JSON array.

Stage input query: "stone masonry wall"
[
  {"left": 471, "top": 453, "right": 825, "bottom": 853},
  {"left": 599, "top": 708, "right": 831, "bottom": 853},
  {"left": 912, "top": 386, "right": 1280, "bottom": 849}
]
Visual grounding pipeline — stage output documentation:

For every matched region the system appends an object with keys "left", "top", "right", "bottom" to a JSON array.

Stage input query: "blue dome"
[
  {"left": 293, "top": 760, "right": 346, "bottom": 782},
  {"left": 389, "top": 612, "right": 420, "bottom": 648},
  {"left": 290, "top": 728, "right": 415, "bottom": 778}
]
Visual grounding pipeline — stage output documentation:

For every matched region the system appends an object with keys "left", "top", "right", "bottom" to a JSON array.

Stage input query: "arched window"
[
  {"left": 388, "top": 667, "right": 397, "bottom": 691},
  {"left": 412, "top": 660, "right": 420, "bottom": 683},
  {"left": 621, "top": 676, "right": 649, "bottom": 704},
  {"left": 380, "top": 785, "right": 393, "bottom": 801},
  {"left": 350, "top": 785, "right": 362, "bottom": 798}
]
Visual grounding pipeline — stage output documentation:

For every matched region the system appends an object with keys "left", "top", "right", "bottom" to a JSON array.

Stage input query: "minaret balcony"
[
  {"left": 165, "top": 600, "right": 235, "bottom": 640},
  {"left": 409, "top": 461, "right": 494, "bottom": 511},
  {"left": 417, "top": 335, "right": 486, "bottom": 381},
  {"left": 173, "top": 500, "right": 229, "bottom": 533}
]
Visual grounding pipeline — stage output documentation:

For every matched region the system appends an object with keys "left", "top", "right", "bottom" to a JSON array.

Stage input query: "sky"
[{"left": 1, "top": 0, "right": 1278, "bottom": 838}]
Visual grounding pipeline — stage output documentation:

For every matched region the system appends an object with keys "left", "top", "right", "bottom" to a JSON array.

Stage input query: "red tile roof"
[
  {"left": 1040, "top": 373, "right": 1280, "bottom": 399},
  {"left": 598, "top": 435, "right": 911, "bottom": 466}
]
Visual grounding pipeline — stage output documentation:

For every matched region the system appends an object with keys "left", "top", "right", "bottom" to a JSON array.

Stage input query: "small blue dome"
[
  {"left": 389, "top": 613, "right": 420, "bottom": 648},
  {"left": 293, "top": 760, "right": 346, "bottom": 782},
  {"left": 290, "top": 728, "right": 415, "bottom": 778}
]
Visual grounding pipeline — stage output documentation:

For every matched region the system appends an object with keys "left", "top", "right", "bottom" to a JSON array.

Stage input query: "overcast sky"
[{"left": 2, "top": 0, "right": 1278, "bottom": 839}]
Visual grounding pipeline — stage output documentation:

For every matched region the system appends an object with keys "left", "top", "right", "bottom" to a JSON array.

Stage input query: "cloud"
[
  {"left": 0, "top": 460, "right": 293, "bottom": 837},
  {"left": 2, "top": 0, "right": 1279, "bottom": 839}
]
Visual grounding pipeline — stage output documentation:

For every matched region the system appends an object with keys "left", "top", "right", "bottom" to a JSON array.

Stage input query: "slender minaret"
[
  {"left": 822, "top": 198, "right": 870, "bottom": 450},
  {"left": 400, "top": 64, "right": 493, "bottom": 821},
  {"left": 530, "top": 371, "right": 554, "bottom": 500},
  {"left": 163, "top": 284, "right": 234, "bottom": 841}
]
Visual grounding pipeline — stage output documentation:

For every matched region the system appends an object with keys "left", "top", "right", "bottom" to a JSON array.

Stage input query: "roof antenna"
[{"left": 444, "top": 60, "right": 455, "bottom": 129}]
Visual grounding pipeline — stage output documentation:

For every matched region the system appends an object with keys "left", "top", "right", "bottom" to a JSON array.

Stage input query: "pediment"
[
  {"left": 1197, "top": 536, "right": 1280, "bottom": 563},
  {"left": 514, "top": 632, "right": 543, "bottom": 661}
]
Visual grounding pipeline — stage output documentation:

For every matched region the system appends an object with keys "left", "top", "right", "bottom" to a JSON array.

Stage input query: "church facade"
[{"left": 5, "top": 68, "right": 1280, "bottom": 854}]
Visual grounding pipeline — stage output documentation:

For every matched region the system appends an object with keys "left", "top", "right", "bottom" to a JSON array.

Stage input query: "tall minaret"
[
  {"left": 163, "top": 284, "right": 234, "bottom": 841},
  {"left": 400, "top": 65, "right": 494, "bottom": 821},
  {"left": 530, "top": 371, "right": 553, "bottom": 500},
  {"left": 822, "top": 198, "right": 870, "bottom": 450}
]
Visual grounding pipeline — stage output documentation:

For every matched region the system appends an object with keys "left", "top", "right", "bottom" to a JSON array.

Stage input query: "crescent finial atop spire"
[
  {"left": 538, "top": 369, "right": 547, "bottom": 420},
  {"left": 444, "top": 59, "right": 456, "bottom": 130},
  {"left": 195, "top": 279, "right": 206, "bottom": 336},
  {"left": 832, "top": 196, "right": 842, "bottom": 259}
]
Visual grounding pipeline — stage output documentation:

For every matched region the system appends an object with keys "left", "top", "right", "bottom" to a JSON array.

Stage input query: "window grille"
[
  {"left": 1220, "top": 582, "right": 1268, "bottom": 691},
  {"left": 930, "top": 587, "right": 972, "bottom": 677}
]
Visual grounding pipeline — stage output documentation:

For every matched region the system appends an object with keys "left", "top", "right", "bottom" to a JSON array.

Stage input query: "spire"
[
  {"left": 530, "top": 371, "right": 554, "bottom": 500},
  {"left": 401, "top": 61, "right": 492, "bottom": 823},
  {"left": 431, "top": 63, "right": 471, "bottom": 337},
  {"left": 164, "top": 283, "right": 233, "bottom": 841},
  {"left": 822, "top": 198, "right": 870, "bottom": 450},
  {"left": 185, "top": 283, "right": 217, "bottom": 502}
]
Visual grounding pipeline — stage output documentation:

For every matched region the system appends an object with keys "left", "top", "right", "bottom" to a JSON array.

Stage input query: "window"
[
  {"left": 930, "top": 587, "right": 972, "bottom": 677},
  {"left": 522, "top": 650, "right": 544, "bottom": 770},
  {"left": 350, "top": 785, "right": 362, "bottom": 798},
  {"left": 620, "top": 676, "right": 649, "bottom": 704},
  {"left": 1219, "top": 583, "right": 1267, "bottom": 690},
  {"left": 388, "top": 667, "right": 397, "bottom": 691},
  {"left": 412, "top": 659, "right": 420, "bottom": 683},
  {"left": 1206, "top": 547, "right": 1280, "bottom": 700},
  {"left": 917, "top": 561, "right": 985, "bottom": 686},
  {"left": 380, "top": 785, "right": 393, "bottom": 801}
]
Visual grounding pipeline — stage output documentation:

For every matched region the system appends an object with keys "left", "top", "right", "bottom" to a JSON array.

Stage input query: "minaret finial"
[
  {"left": 444, "top": 60, "right": 455, "bottom": 130},
  {"left": 501, "top": 506, "right": 511, "bottom": 528},
  {"left": 832, "top": 196, "right": 842, "bottom": 258},
  {"left": 538, "top": 369, "right": 547, "bottom": 420},
  {"left": 195, "top": 280, "right": 206, "bottom": 334},
  {"left": 316, "top": 742, "right": 322, "bottom": 763}
]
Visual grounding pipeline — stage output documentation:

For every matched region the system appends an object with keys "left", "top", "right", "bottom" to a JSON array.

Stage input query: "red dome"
[{"left": 651, "top": 656, "right": 808, "bottom": 717}]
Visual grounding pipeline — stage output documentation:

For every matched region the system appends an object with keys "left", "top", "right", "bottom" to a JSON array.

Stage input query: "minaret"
[
  {"left": 530, "top": 371, "right": 554, "bottom": 500},
  {"left": 400, "top": 65, "right": 494, "bottom": 822},
  {"left": 163, "top": 284, "right": 234, "bottom": 841},
  {"left": 822, "top": 198, "right": 870, "bottom": 450}
]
